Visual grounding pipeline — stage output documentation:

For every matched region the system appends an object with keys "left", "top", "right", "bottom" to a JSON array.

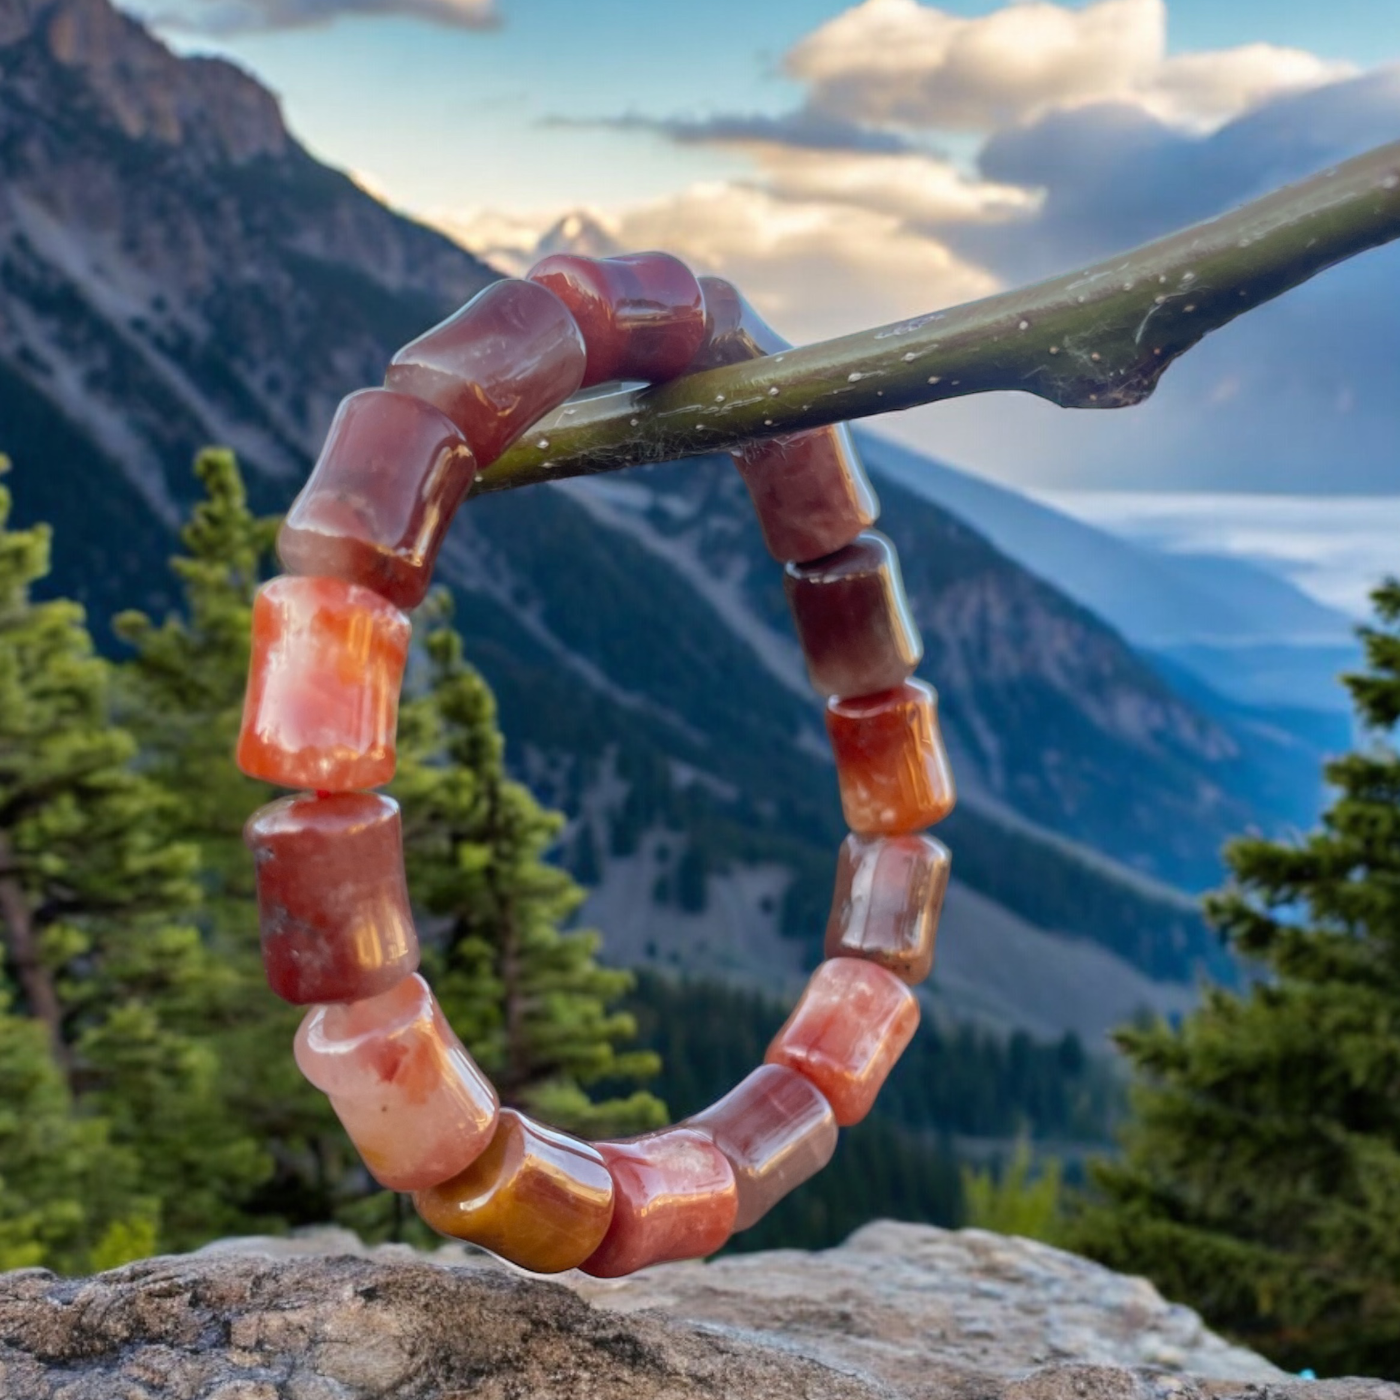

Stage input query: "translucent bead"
[
  {"left": 733, "top": 424, "right": 880, "bottom": 564},
  {"left": 527, "top": 251, "right": 706, "bottom": 386},
  {"left": 825, "top": 680, "right": 956, "bottom": 836},
  {"left": 384, "top": 279, "right": 587, "bottom": 466},
  {"left": 824, "top": 833, "right": 950, "bottom": 986},
  {"left": 277, "top": 389, "right": 476, "bottom": 611},
  {"left": 295, "top": 974, "right": 498, "bottom": 1191},
  {"left": 784, "top": 530, "right": 922, "bottom": 698},
  {"left": 237, "top": 575, "right": 410, "bottom": 792},
  {"left": 765, "top": 958, "right": 919, "bottom": 1127},
  {"left": 414, "top": 1109, "right": 615, "bottom": 1274},
  {"left": 690, "top": 274, "right": 789, "bottom": 371},
  {"left": 686, "top": 1065, "right": 837, "bottom": 1231},
  {"left": 580, "top": 1127, "right": 738, "bottom": 1277},
  {"left": 244, "top": 792, "right": 418, "bottom": 1005}
]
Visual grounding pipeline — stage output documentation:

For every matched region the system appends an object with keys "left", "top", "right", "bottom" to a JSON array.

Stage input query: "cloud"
[
  {"left": 144, "top": 0, "right": 497, "bottom": 34},
  {"left": 549, "top": 110, "right": 920, "bottom": 156},
  {"left": 785, "top": 0, "right": 1350, "bottom": 133},
  {"left": 448, "top": 175, "right": 1004, "bottom": 348}
]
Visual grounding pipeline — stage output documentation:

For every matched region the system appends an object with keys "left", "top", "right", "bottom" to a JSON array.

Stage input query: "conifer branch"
[{"left": 474, "top": 139, "right": 1400, "bottom": 496}]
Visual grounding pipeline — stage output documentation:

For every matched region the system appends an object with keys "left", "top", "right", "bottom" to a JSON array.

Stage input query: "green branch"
[{"left": 474, "top": 139, "right": 1400, "bottom": 497}]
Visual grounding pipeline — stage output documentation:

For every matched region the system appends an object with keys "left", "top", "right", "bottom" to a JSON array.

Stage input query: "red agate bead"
[
  {"left": 527, "top": 251, "right": 706, "bottom": 386},
  {"left": 385, "top": 279, "right": 586, "bottom": 466}
]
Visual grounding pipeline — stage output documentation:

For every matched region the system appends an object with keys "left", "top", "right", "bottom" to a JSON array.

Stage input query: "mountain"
[
  {"left": 0, "top": 0, "right": 497, "bottom": 621},
  {"left": 1, "top": 0, "right": 1324, "bottom": 1042}
]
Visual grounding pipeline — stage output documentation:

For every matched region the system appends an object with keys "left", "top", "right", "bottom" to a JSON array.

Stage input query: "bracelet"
[{"left": 235, "top": 251, "right": 957, "bottom": 1278}]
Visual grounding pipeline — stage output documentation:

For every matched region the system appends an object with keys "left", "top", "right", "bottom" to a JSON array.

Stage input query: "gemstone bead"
[
  {"left": 384, "top": 279, "right": 587, "bottom": 466},
  {"left": 824, "top": 833, "right": 950, "bottom": 985},
  {"left": 414, "top": 1109, "right": 615, "bottom": 1274},
  {"left": 784, "top": 530, "right": 922, "bottom": 698},
  {"left": 237, "top": 575, "right": 410, "bottom": 792},
  {"left": 765, "top": 958, "right": 919, "bottom": 1127},
  {"left": 277, "top": 389, "right": 476, "bottom": 612},
  {"left": 690, "top": 274, "right": 789, "bottom": 371},
  {"left": 734, "top": 424, "right": 880, "bottom": 564},
  {"left": 580, "top": 1128, "right": 738, "bottom": 1277},
  {"left": 686, "top": 1065, "right": 837, "bottom": 1231},
  {"left": 244, "top": 792, "right": 418, "bottom": 1005},
  {"left": 825, "top": 680, "right": 956, "bottom": 836},
  {"left": 527, "top": 251, "right": 706, "bottom": 386},
  {"left": 295, "top": 974, "right": 498, "bottom": 1191}
]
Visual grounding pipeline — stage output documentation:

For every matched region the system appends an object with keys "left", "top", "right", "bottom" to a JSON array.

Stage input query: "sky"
[{"left": 130, "top": 0, "right": 1400, "bottom": 497}]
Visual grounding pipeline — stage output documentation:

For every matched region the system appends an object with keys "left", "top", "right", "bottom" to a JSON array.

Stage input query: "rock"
[{"left": 1, "top": 1222, "right": 1393, "bottom": 1398}]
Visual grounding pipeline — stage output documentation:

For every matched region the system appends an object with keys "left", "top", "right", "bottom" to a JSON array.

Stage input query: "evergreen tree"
[
  {"left": 0, "top": 456, "right": 268, "bottom": 1262},
  {"left": 1070, "top": 579, "right": 1400, "bottom": 1376},
  {"left": 394, "top": 605, "right": 666, "bottom": 1138},
  {"left": 112, "top": 450, "right": 335, "bottom": 1224}
]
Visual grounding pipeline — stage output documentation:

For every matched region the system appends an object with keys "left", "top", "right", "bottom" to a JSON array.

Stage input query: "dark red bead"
[
  {"left": 527, "top": 251, "right": 706, "bottom": 386},
  {"left": 385, "top": 279, "right": 586, "bottom": 466},
  {"left": 277, "top": 388, "right": 475, "bottom": 610},
  {"left": 690, "top": 275, "right": 789, "bottom": 371},
  {"left": 245, "top": 791, "right": 418, "bottom": 1005}
]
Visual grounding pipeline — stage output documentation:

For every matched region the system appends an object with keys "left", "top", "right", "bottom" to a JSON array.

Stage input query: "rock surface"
[{"left": 1, "top": 1221, "right": 1392, "bottom": 1398}]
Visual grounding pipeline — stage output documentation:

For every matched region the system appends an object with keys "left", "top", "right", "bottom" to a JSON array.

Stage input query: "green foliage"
[
  {"left": 961, "top": 1138, "right": 1064, "bottom": 1244},
  {"left": 394, "top": 605, "right": 665, "bottom": 1139},
  {"left": 1069, "top": 579, "right": 1400, "bottom": 1377},
  {"left": 0, "top": 455, "right": 269, "bottom": 1262}
]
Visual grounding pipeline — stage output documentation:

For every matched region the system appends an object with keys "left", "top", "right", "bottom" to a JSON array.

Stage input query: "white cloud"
[
  {"left": 445, "top": 166, "right": 1004, "bottom": 347},
  {"left": 786, "top": 0, "right": 1350, "bottom": 133}
]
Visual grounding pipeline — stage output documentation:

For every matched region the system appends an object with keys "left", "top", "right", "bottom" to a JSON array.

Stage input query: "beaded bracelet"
[{"left": 236, "top": 251, "right": 957, "bottom": 1278}]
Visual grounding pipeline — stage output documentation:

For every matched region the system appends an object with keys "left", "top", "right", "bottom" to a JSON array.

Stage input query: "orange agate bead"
[
  {"left": 825, "top": 680, "right": 956, "bottom": 836},
  {"left": 295, "top": 974, "right": 498, "bottom": 1191},
  {"left": 414, "top": 1109, "right": 615, "bottom": 1273},
  {"left": 824, "top": 833, "right": 950, "bottom": 985},
  {"left": 765, "top": 958, "right": 919, "bottom": 1127},
  {"left": 237, "top": 575, "right": 409, "bottom": 792},
  {"left": 580, "top": 1128, "right": 738, "bottom": 1278}
]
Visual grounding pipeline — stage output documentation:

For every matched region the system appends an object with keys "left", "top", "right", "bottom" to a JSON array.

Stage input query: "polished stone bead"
[
  {"left": 825, "top": 680, "right": 956, "bottom": 836},
  {"left": 278, "top": 389, "right": 476, "bottom": 611},
  {"left": 385, "top": 279, "right": 587, "bottom": 466},
  {"left": 824, "top": 833, "right": 950, "bottom": 985},
  {"left": 689, "top": 274, "right": 789, "bottom": 371},
  {"left": 414, "top": 1109, "right": 615, "bottom": 1274},
  {"left": 686, "top": 1065, "right": 837, "bottom": 1231},
  {"left": 580, "top": 1128, "right": 738, "bottom": 1277},
  {"left": 765, "top": 958, "right": 919, "bottom": 1127},
  {"left": 527, "top": 251, "right": 706, "bottom": 386},
  {"left": 734, "top": 424, "right": 880, "bottom": 564},
  {"left": 295, "top": 974, "right": 498, "bottom": 1191},
  {"left": 237, "top": 575, "right": 410, "bottom": 792},
  {"left": 244, "top": 792, "right": 418, "bottom": 1005},
  {"left": 784, "top": 530, "right": 922, "bottom": 698}
]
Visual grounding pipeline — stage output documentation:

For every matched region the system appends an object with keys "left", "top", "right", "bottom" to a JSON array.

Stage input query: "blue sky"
[{"left": 136, "top": 0, "right": 1400, "bottom": 495}]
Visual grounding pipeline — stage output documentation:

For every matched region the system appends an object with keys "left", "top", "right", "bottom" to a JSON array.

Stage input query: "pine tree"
[
  {"left": 394, "top": 604, "right": 666, "bottom": 1138},
  {"left": 1070, "top": 578, "right": 1400, "bottom": 1376},
  {"left": 113, "top": 450, "right": 340, "bottom": 1225},
  {"left": 0, "top": 456, "right": 269, "bottom": 1263}
]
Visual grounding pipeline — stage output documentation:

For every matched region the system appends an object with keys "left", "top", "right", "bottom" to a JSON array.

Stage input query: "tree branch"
[{"left": 474, "top": 139, "right": 1400, "bottom": 497}]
